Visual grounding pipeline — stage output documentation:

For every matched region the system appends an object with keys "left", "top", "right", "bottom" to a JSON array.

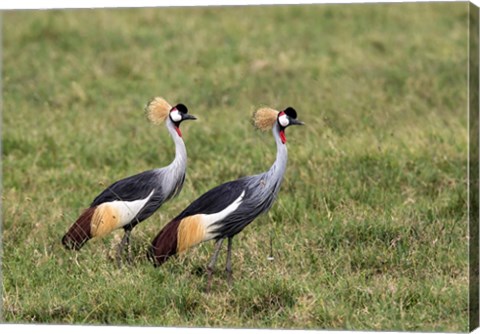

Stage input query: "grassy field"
[{"left": 1, "top": 3, "right": 470, "bottom": 331}]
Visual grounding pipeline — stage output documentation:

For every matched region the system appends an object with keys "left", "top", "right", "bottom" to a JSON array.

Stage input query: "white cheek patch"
[
  {"left": 278, "top": 114, "right": 289, "bottom": 127},
  {"left": 170, "top": 110, "right": 182, "bottom": 122}
]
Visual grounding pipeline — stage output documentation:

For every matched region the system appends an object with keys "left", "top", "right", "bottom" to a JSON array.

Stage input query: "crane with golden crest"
[
  {"left": 148, "top": 106, "right": 303, "bottom": 291},
  {"left": 62, "top": 97, "right": 196, "bottom": 265}
]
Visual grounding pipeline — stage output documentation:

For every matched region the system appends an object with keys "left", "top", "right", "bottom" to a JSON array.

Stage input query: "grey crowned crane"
[
  {"left": 61, "top": 97, "right": 196, "bottom": 264},
  {"left": 148, "top": 106, "right": 303, "bottom": 289}
]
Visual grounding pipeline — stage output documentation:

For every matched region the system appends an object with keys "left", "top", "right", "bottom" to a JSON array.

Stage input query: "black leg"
[
  {"left": 116, "top": 229, "right": 131, "bottom": 267},
  {"left": 206, "top": 238, "right": 224, "bottom": 293},
  {"left": 125, "top": 229, "right": 132, "bottom": 265},
  {"left": 225, "top": 237, "right": 233, "bottom": 287}
]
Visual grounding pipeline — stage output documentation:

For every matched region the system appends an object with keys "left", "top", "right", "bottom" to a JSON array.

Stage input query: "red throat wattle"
[
  {"left": 279, "top": 130, "right": 286, "bottom": 144},
  {"left": 175, "top": 126, "right": 182, "bottom": 137}
]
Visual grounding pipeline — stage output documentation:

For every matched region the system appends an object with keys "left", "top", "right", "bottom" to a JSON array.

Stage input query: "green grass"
[{"left": 2, "top": 3, "right": 469, "bottom": 331}]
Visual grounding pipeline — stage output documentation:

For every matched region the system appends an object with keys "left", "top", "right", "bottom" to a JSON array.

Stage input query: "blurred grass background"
[{"left": 2, "top": 2, "right": 469, "bottom": 331}]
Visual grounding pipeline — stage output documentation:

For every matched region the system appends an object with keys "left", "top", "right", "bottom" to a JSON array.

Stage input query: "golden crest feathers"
[
  {"left": 253, "top": 107, "right": 279, "bottom": 131},
  {"left": 146, "top": 97, "right": 172, "bottom": 125}
]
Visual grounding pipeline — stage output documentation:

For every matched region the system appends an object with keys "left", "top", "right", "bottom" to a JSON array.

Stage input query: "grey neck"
[
  {"left": 158, "top": 118, "right": 187, "bottom": 196},
  {"left": 265, "top": 122, "right": 288, "bottom": 191},
  {"left": 166, "top": 118, "right": 187, "bottom": 171}
]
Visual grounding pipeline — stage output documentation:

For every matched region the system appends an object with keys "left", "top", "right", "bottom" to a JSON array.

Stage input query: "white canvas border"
[{"left": 0, "top": 0, "right": 478, "bottom": 10}]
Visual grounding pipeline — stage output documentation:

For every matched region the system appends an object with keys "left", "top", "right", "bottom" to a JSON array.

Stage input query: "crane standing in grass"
[
  {"left": 62, "top": 97, "right": 196, "bottom": 265},
  {"left": 148, "top": 106, "right": 303, "bottom": 290}
]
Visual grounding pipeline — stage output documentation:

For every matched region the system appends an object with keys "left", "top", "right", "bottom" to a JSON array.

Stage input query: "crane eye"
[
  {"left": 278, "top": 114, "right": 289, "bottom": 127},
  {"left": 170, "top": 109, "right": 182, "bottom": 122}
]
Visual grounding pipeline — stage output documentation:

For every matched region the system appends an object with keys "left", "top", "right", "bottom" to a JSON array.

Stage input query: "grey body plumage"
[
  {"left": 176, "top": 122, "right": 287, "bottom": 239},
  {"left": 92, "top": 116, "right": 189, "bottom": 228},
  {"left": 91, "top": 123, "right": 186, "bottom": 231}
]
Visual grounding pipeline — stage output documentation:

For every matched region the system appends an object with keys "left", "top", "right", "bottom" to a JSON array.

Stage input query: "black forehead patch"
[
  {"left": 284, "top": 107, "right": 297, "bottom": 119},
  {"left": 175, "top": 103, "right": 188, "bottom": 113}
]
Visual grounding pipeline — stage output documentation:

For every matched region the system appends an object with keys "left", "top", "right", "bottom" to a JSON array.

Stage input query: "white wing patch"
[
  {"left": 108, "top": 190, "right": 155, "bottom": 228},
  {"left": 201, "top": 190, "right": 245, "bottom": 240}
]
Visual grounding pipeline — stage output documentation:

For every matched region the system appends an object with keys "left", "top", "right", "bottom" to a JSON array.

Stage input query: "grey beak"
[
  {"left": 182, "top": 114, "right": 197, "bottom": 121},
  {"left": 290, "top": 118, "right": 304, "bottom": 126}
]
